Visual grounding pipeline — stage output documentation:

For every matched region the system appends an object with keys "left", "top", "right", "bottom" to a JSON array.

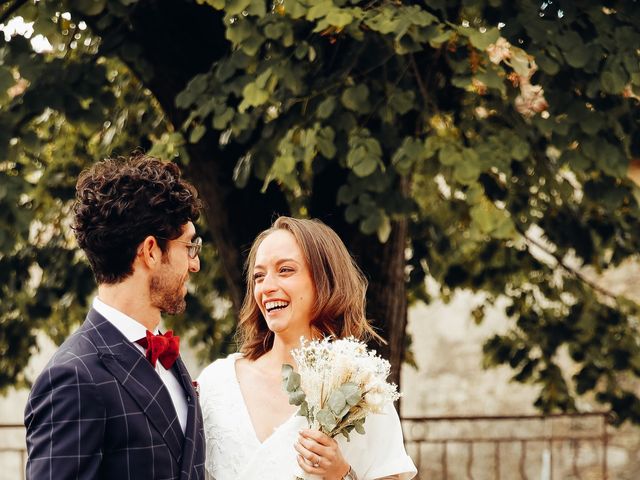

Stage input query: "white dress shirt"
[{"left": 93, "top": 297, "right": 188, "bottom": 433}]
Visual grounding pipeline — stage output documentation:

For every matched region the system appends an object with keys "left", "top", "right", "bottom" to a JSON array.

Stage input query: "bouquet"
[{"left": 282, "top": 337, "right": 400, "bottom": 479}]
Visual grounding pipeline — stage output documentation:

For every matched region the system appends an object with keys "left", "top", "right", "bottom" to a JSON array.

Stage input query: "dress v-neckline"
[{"left": 230, "top": 353, "right": 299, "bottom": 446}]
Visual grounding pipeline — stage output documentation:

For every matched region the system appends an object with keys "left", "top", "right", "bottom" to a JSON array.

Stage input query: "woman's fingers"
[
  {"left": 296, "top": 454, "right": 324, "bottom": 473},
  {"left": 300, "top": 428, "right": 333, "bottom": 446},
  {"left": 295, "top": 430, "right": 348, "bottom": 477},
  {"left": 297, "top": 435, "right": 332, "bottom": 457},
  {"left": 295, "top": 437, "right": 328, "bottom": 465}
]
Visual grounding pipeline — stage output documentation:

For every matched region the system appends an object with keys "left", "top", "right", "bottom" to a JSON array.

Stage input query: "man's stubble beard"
[{"left": 150, "top": 270, "right": 187, "bottom": 315}]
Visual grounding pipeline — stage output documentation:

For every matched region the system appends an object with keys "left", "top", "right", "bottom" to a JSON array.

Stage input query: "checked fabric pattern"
[{"left": 24, "top": 309, "right": 206, "bottom": 480}]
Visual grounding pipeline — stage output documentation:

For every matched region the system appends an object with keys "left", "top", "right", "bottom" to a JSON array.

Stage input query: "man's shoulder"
[{"left": 31, "top": 316, "right": 108, "bottom": 387}]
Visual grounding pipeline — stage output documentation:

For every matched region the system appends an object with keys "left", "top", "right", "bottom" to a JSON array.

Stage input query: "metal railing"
[
  {"left": 3, "top": 413, "right": 612, "bottom": 480},
  {"left": 402, "top": 412, "right": 612, "bottom": 480}
]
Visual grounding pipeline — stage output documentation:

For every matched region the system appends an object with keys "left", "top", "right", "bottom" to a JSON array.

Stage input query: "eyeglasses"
[{"left": 156, "top": 236, "right": 202, "bottom": 259}]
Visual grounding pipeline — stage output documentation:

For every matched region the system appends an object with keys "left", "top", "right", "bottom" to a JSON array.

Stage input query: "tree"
[{"left": 1, "top": 0, "right": 640, "bottom": 423}]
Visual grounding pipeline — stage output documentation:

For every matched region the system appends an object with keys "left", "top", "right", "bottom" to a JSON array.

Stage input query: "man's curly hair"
[{"left": 73, "top": 154, "right": 203, "bottom": 284}]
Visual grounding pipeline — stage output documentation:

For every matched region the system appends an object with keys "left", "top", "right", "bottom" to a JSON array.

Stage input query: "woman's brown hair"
[{"left": 237, "top": 216, "right": 383, "bottom": 359}]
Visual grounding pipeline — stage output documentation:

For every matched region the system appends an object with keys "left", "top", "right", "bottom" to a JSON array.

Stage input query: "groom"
[{"left": 25, "top": 154, "right": 206, "bottom": 479}]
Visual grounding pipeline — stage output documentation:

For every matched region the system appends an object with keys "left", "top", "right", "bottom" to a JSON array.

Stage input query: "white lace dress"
[{"left": 197, "top": 353, "right": 417, "bottom": 480}]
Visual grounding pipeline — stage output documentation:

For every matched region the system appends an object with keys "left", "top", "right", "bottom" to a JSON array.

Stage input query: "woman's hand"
[{"left": 295, "top": 429, "right": 350, "bottom": 480}]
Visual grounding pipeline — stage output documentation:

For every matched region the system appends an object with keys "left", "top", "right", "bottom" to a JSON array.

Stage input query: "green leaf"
[
  {"left": 0, "top": 67, "right": 15, "bottom": 93},
  {"left": 283, "top": 0, "right": 307, "bottom": 18},
  {"left": 189, "top": 125, "right": 206, "bottom": 143},
  {"left": 199, "top": 0, "right": 225, "bottom": 8},
  {"left": 564, "top": 44, "right": 591, "bottom": 69},
  {"left": 424, "top": 135, "right": 443, "bottom": 158},
  {"left": 468, "top": 27, "right": 500, "bottom": 50},
  {"left": 364, "top": 9, "right": 400, "bottom": 35},
  {"left": 307, "top": 0, "right": 333, "bottom": 20},
  {"left": 389, "top": 89, "right": 415, "bottom": 115},
  {"left": 453, "top": 163, "right": 479, "bottom": 185},
  {"left": 438, "top": 144, "right": 462, "bottom": 166},
  {"left": 341, "top": 84, "right": 370, "bottom": 113},
  {"left": 377, "top": 213, "right": 391, "bottom": 242},
  {"left": 600, "top": 70, "right": 627, "bottom": 94},
  {"left": 345, "top": 203, "right": 362, "bottom": 223},
  {"left": 239, "top": 82, "right": 269, "bottom": 112},
  {"left": 337, "top": 185, "right": 355, "bottom": 205},
  {"left": 354, "top": 418, "right": 366, "bottom": 434},
  {"left": 226, "top": 20, "right": 254, "bottom": 45},
  {"left": 594, "top": 142, "right": 627, "bottom": 178},
  {"left": 325, "top": 10, "right": 353, "bottom": 28},
  {"left": 317, "top": 96, "right": 337, "bottom": 119},
  {"left": 74, "top": 0, "right": 107, "bottom": 16},
  {"left": 317, "top": 126, "right": 336, "bottom": 159},
  {"left": 392, "top": 137, "right": 425, "bottom": 175},
  {"left": 557, "top": 31, "right": 582, "bottom": 52},
  {"left": 536, "top": 53, "right": 560, "bottom": 75},
  {"left": 347, "top": 146, "right": 376, "bottom": 176},
  {"left": 475, "top": 69, "right": 506, "bottom": 95},
  {"left": 360, "top": 209, "right": 383, "bottom": 235},
  {"left": 510, "top": 140, "right": 530, "bottom": 161},
  {"left": 212, "top": 107, "right": 235, "bottom": 130}
]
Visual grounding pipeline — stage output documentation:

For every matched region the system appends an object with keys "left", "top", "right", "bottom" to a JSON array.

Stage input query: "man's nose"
[{"left": 189, "top": 255, "right": 200, "bottom": 273}]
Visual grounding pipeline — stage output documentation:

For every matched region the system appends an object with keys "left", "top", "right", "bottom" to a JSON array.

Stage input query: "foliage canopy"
[{"left": 1, "top": 0, "right": 640, "bottom": 423}]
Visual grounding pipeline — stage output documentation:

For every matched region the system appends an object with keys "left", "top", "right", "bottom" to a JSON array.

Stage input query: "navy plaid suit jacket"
[{"left": 24, "top": 309, "right": 206, "bottom": 479}]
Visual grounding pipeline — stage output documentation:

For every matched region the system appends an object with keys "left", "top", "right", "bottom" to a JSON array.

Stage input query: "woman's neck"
[{"left": 260, "top": 329, "right": 313, "bottom": 370}]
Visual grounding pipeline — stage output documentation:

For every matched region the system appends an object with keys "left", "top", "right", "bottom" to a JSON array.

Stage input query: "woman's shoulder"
[{"left": 197, "top": 352, "right": 243, "bottom": 384}]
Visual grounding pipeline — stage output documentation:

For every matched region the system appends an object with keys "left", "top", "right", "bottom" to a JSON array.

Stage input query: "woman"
[{"left": 198, "top": 217, "right": 416, "bottom": 480}]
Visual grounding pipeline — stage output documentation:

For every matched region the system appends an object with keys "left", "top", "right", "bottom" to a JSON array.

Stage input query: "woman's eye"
[
  {"left": 253, "top": 272, "right": 265, "bottom": 281},
  {"left": 280, "top": 266, "right": 294, "bottom": 273}
]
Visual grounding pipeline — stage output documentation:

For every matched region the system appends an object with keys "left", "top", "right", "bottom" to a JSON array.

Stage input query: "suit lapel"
[
  {"left": 83, "top": 309, "right": 185, "bottom": 463},
  {"left": 172, "top": 357, "right": 200, "bottom": 479}
]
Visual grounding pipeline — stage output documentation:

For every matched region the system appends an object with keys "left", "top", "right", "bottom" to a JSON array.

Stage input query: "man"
[{"left": 25, "top": 154, "right": 206, "bottom": 479}]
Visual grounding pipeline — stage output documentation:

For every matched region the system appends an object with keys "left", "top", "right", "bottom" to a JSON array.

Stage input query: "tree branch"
[
  {"left": 0, "top": 0, "right": 27, "bottom": 26},
  {"left": 516, "top": 224, "right": 618, "bottom": 300},
  {"left": 409, "top": 52, "right": 429, "bottom": 106}
]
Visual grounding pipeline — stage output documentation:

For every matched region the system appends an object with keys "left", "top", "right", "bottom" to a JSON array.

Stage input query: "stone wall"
[{"left": 400, "top": 275, "right": 640, "bottom": 479}]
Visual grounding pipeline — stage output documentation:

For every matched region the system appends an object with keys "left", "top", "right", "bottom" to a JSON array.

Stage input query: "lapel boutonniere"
[{"left": 192, "top": 380, "right": 200, "bottom": 398}]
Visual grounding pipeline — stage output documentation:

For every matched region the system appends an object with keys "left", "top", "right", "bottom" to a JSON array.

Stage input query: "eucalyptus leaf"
[
  {"left": 288, "top": 389, "right": 306, "bottom": 406},
  {"left": 341, "top": 382, "right": 362, "bottom": 406},
  {"left": 316, "top": 408, "right": 338, "bottom": 432},
  {"left": 328, "top": 389, "right": 347, "bottom": 415}
]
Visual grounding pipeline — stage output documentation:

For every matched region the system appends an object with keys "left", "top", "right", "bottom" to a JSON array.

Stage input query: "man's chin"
[{"left": 164, "top": 302, "right": 186, "bottom": 315}]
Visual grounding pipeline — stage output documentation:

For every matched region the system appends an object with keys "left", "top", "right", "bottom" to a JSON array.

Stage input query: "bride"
[{"left": 197, "top": 216, "right": 416, "bottom": 480}]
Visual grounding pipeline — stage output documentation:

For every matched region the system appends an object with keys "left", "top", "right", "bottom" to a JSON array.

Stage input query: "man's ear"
[{"left": 138, "top": 235, "right": 163, "bottom": 269}]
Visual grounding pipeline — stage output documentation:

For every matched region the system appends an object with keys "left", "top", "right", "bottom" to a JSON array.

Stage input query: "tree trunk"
[{"left": 310, "top": 165, "right": 408, "bottom": 389}]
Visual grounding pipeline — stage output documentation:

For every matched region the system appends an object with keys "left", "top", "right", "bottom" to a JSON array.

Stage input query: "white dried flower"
[
  {"left": 486, "top": 37, "right": 511, "bottom": 64},
  {"left": 284, "top": 337, "right": 400, "bottom": 439},
  {"left": 515, "top": 80, "right": 548, "bottom": 117}
]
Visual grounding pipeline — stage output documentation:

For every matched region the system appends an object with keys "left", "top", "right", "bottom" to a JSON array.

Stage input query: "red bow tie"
[{"left": 136, "top": 330, "right": 180, "bottom": 369}]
